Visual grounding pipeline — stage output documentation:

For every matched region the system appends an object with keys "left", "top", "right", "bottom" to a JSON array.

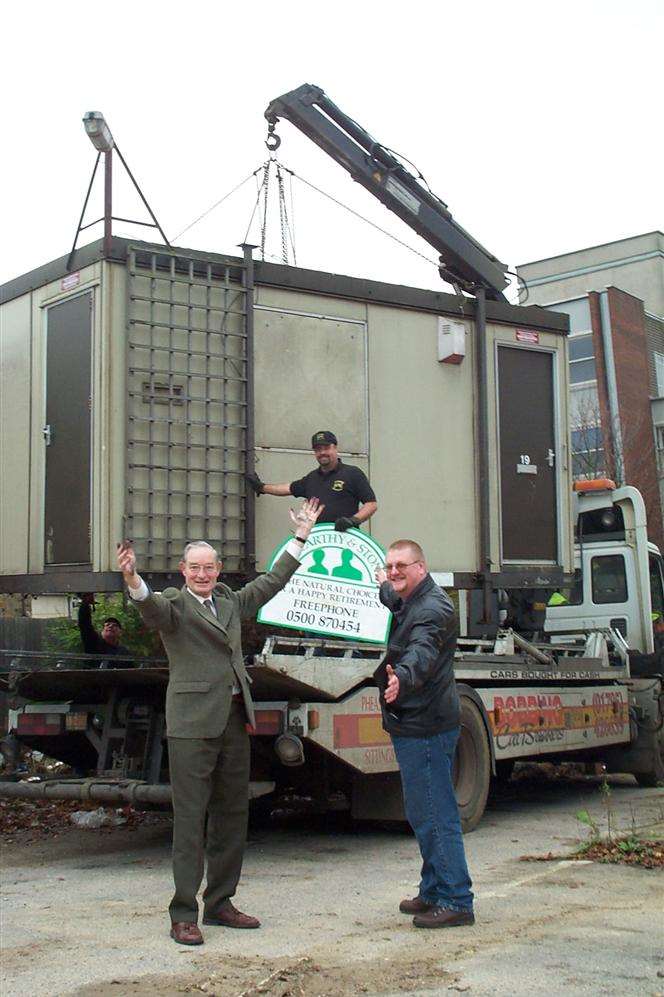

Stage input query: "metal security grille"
[{"left": 125, "top": 245, "right": 255, "bottom": 574}]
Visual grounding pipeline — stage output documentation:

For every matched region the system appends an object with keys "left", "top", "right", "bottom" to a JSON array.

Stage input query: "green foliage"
[
  {"left": 617, "top": 837, "right": 644, "bottom": 854},
  {"left": 46, "top": 595, "right": 164, "bottom": 660},
  {"left": 599, "top": 775, "right": 613, "bottom": 840},
  {"left": 575, "top": 808, "right": 600, "bottom": 840}
]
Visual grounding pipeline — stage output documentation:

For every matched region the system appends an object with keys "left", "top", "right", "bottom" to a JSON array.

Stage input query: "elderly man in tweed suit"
[{"left": 117, "top": 498, "right": 323, "bottom": 945}]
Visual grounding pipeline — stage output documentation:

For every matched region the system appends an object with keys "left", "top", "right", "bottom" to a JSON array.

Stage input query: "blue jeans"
[{"left": 392, "top": 728, "right": 474, "bottom": 912}]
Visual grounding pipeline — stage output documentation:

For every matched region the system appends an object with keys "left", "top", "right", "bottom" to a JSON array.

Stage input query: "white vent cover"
[{"left": 437, "top": 318, "right": 466, "bottom": 364}]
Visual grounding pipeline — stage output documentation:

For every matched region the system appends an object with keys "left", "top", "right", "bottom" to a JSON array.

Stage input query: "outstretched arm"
[
  {"left": 117, "top": 542, "right": 177, "bottom": 633},
  {"left": 263, "top": 483, "right": 293, "bottom": 496},
  {"left": 245, "top": 472, "right": 292, "bottom": 497},
  {"left": 235, "top": 498, "right": 324, "bottom": 617},
  {"left": 117, "top": 542, "right": 142, "bottom": 592},
  {"left": 77, "top": 594, "right": 104, "bottom": 655}
]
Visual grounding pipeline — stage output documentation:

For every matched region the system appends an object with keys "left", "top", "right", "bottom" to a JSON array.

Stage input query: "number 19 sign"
[{"left": 258, "top": 526, "right": 391, "bottom": 644}]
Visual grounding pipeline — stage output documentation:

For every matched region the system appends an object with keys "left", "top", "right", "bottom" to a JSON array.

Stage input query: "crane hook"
[{"left": 265, "top": 120, "right": 281, "bottom": 152}]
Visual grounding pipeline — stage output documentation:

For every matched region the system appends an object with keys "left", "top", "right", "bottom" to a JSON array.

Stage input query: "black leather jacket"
[{"left": 373, "top": 574, "right": 460, "bottom": 738}]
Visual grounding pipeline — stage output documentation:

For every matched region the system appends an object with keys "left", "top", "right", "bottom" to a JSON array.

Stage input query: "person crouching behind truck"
[
  {"left": 374, "top": 540, "right": 475, "bottom": 928},
  {"left": 77, "top": 593, "right": 133, "bottom": 669}
]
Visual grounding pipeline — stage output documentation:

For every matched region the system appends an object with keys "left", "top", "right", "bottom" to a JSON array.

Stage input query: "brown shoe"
[
  {"left": 203, "top": 900, "right": 260, "bottom": 929},
  {"left": 413, "top": 906, "right": 475, "bottom": 929},
  {"left": 399, "top": 896, "right": 434, "bottom": 915},
  {"left": 170, "top": 921, "right": 204, "bottom": 945}
]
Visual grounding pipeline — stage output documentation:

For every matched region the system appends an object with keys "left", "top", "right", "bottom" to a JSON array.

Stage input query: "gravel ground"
[{"left": 1, "top": 771, "right": 663, "bottom": 997}]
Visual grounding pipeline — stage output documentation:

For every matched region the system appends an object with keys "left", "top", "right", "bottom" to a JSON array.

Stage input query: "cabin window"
[
  {"left": 649, "top": 554, "right": 664, "bottom": 619},
  {"left": 591, "top": 555, "right": 628, "bottom": 604}
]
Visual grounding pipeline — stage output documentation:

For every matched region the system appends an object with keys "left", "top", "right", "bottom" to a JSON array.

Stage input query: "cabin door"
[
  {"left": 44, "top": 292, "right": 93, "bottom": 566},
  {"left": 497, "top": 345, "right": 558, "bottom": 562}
]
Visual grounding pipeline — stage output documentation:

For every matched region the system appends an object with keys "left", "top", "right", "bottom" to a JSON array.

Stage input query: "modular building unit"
[{"left": 0, "top": 238, "right": 571, "bottom": 594}]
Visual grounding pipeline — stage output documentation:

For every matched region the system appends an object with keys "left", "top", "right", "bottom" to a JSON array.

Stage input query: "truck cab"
[{"left": 545, "top": 481, "right": 664, "bottom": 655}]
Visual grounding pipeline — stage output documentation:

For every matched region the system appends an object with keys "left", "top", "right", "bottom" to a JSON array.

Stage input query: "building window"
[
  {"left": 570, "top": 383, "right": 605, "bottom": 479},
  {"left": 571, "top": 425, "right": 605, "bottom": 478},
  {"left": 548, "top": 297, "right": 591, "bottom": 334},
  {"left": 655, "top": 352, "right": 664, "bottom": 397},
  {"left": 546, "top": 297, "right": 606, "bottom": 479},
  {"left": 655, "top": 425, "right": 664, "bottom": 476},
  {"left": 569, "top": 333, "right": 596, "bottom": 384}
]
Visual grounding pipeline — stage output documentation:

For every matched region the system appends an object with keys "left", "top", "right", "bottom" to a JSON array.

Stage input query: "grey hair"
[{"left": 181, "top": 540, "right": 220, "bottom": 563}]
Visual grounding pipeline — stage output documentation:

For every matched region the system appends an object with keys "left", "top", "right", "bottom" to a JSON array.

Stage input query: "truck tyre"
[
  {"left": 634, "top": 740, "right": 664, "bottom": 787},
  {"left": 454, "top": 698, "right": 491, "bottom": 832}
]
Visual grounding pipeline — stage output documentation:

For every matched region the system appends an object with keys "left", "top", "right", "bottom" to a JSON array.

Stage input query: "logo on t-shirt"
[{"left": 332, "top": 480, "right": 345, "bottom": 491}]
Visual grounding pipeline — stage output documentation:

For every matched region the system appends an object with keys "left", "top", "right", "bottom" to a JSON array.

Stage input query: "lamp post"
[
  {"left": 82, "top": 112, "right": 114, "bottom": 258},
  {"left": 67, "top": 111, "right": 170, "bottom": 271}
]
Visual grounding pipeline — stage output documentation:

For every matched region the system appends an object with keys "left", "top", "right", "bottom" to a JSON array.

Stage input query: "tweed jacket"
[{"left": 133, "top": 551, "right": 299, "bottom": 737}]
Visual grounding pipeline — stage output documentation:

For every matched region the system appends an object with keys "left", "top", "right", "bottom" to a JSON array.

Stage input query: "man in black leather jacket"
[{"left": 374, "top": 539, "right": 474, "bottom": 929}]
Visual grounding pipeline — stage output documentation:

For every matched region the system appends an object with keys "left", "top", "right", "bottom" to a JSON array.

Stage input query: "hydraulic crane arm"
[{"left": 265, "top": 84, "right": 509, "bottom": 301}]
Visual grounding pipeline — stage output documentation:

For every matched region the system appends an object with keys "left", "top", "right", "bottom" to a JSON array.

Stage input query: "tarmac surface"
[{"left": 1, "top": 770, "right": 663, "bottom": 996}]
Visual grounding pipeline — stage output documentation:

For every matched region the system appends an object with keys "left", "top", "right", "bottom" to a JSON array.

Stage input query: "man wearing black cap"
[
  {"left": 245, "top": 431, "right": 377, "bottom": 532},
  {"left": 78, "top": 593, "right": 133, "bottom": 669}
]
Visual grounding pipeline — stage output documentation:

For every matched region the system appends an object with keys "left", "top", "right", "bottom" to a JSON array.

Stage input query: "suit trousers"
[{"left": 167, "top": 700, "right": 250, "bottom": 923}]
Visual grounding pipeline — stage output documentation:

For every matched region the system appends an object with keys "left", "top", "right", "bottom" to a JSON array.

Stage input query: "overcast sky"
[{"left": 2, "top": 1, "right": 661, "bottom": 301}]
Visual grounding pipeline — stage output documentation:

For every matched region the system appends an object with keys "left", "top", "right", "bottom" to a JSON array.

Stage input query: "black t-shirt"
[{"left": 290, "top": 460, "right": 376, "bottom": 522}]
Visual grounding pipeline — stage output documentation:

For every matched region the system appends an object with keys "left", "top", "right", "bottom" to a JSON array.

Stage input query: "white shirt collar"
[{"left": 186, "top": 588, "right": 214, "bottom": 606}]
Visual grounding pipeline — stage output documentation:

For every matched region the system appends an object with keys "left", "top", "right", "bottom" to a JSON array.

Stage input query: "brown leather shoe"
[
  {"left": 203, "top": 900, "right": 260, "bottom": 929},
  {"left": 413, "top": 906, "right": 475, "bottom": 929},
  {"left": 170, "top": 921, "right": 204, "bottom": 945},
  {"left": 399, "top": 896, "right": 434, "bottom": 914}
]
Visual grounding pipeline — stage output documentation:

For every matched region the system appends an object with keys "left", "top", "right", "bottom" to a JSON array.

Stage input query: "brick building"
[{"left": 517, "top": 232, "right": 664, "bottom": 549}]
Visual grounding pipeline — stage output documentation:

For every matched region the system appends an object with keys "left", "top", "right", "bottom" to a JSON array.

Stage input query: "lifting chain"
[
  {"left": 259, "top": 159, "right": 271, "bottom": 262},
  {"left": 276, "top": 163, "right": 289, "bottom": 265},
  {"left": 254, "top": 118, "right": 295, "bottom": 265}
]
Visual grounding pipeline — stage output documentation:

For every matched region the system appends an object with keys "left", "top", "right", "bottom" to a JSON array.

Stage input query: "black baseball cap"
[
  {"left": 103, "top": 617, "right": 122, "bottom": 629},
  {"left": 311, "top": 430, "right": 337, "bottom": 447}
]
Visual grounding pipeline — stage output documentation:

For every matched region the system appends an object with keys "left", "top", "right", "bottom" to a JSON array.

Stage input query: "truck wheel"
[
  {"left": 454, "top": 698, "right": 491, "bottom": 832},
  {"left": 634, "top": 741, "right": 664, "bottom": 787}
]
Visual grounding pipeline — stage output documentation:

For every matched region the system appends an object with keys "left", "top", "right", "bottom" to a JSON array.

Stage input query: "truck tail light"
[
  {"left": 16, "top": 714, "right": 64, "bottom": 735},
  {"left": 252, "top": 710, "right": 283, "bottom": 736}
]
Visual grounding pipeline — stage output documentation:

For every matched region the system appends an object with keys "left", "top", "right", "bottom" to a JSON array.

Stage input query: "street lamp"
[
  {"left": 67, "top": 111, "right": 170, "bottom": 271},
  {"left": 81, "top": 112, "right": 115, "bottom": 255},
  {"left": 82, "top": 111, "right": 115, "bottom": 153}
]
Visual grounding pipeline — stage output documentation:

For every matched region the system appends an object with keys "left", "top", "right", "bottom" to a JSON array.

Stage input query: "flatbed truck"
[{"left": 1, "top": 90, "right": 662, "bottom": 828}]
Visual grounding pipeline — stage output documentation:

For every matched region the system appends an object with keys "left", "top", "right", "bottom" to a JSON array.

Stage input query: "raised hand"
[
  {"left": 244, "top": 471, "right": 264, "bottom": 495},
  {"left": 289, "top": 497, "right": 325, "bottom": 539},
  {"left": 116, "top": 541, "right": 139, "bottom": 588},
  {"left": 334, "top": 516, "right": 359, "bottom": 532}
]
